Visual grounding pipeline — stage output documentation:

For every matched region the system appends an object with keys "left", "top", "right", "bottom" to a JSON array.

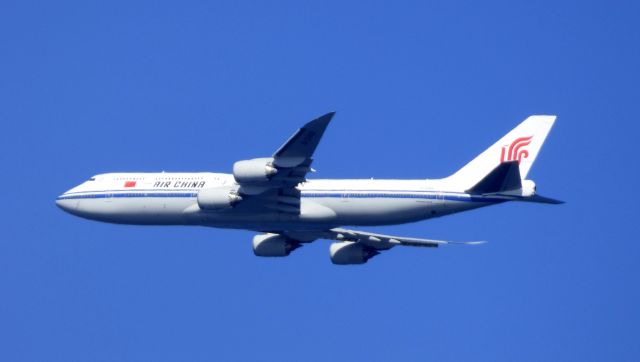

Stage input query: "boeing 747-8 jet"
[{"left": 57, "top": 113, "right": 561, "bottom": 264}]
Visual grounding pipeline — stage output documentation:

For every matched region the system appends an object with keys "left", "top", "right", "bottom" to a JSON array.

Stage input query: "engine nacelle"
[
  {"left": 252, "top": 233, "right": 302, "bottom": 257},
  {"left": 521, "top": 180, "right": 536, "bottom": 197},
  {"left": 197, "top": 186, "right": 242, "bottom": 210},
  {"left": 233, "top": 157, "right": 278, "bottom": 184},
  {"left": 329, "top": 241, "right": 380, "bottom": 265}
]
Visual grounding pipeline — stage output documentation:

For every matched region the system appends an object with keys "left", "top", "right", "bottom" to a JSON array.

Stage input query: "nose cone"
[
  {"left": 56, "top": 196, "right": 70, "bottom": 212},
  {"left": 56, "top": 192, "right": 78, "bottom": 214}
]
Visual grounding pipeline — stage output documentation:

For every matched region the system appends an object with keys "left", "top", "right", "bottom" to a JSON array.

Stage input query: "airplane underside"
[{"left": 60, "top": 195, "right": 492, "bottom": 230}]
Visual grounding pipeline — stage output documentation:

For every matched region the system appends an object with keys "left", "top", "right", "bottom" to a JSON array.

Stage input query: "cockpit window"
[{"left": 88, "top": 177, "right": 96, "bottom": 181}]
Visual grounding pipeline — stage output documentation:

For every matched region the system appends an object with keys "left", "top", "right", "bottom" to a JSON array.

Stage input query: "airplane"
[{"left": 56, "top": 112, "right": 562, "bottom": 264}]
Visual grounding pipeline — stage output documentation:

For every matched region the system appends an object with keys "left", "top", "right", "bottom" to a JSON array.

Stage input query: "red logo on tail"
[{"left": 500, "top": 136, "right": 533, "bottom": 164}]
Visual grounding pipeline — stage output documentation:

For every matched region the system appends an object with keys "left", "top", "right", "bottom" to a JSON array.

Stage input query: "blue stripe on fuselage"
[
  {"left": 57, "top": 192, "right": 198, "bottom": 200},
  {"left": 302, "top": 192, "right": 502, "bottom": 203},
  {"left": 57, "top": 190, "right": 502, "bottom": 203}
]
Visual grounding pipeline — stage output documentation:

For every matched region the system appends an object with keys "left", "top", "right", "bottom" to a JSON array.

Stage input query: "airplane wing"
[
  {"left": 232, "top": 112, "right": 335, "bottom": 213},
  {"left": 324, "top": 228, "right": 485, "bottom": 250},
  {"left": 272, "top": 112, "right": 334, "bottom": 168},
  {"left": 310, "top": 228, "right": 485, "bottom": 264}
]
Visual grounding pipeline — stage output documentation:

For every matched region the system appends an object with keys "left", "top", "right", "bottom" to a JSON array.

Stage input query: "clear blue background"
[{"left": 1, "top": 1, "right": 639, "bottom": 361}]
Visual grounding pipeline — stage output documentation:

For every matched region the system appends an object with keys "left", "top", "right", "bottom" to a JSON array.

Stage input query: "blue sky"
[{"left": 1, "top": 1, "right": 639, "bottom": 361}]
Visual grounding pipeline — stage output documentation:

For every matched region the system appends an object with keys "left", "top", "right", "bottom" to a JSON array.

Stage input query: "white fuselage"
[{"left": 56, "top": 172, "right": 501, "bottom": 232}]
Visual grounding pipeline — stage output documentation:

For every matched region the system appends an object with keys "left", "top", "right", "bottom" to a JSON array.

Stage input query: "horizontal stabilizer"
[
  {"left": 518, "top": 194, "right": 565, "bottom": 205},
  {"left": 466, "top": 161, "right": 521, "bottom": 195}
]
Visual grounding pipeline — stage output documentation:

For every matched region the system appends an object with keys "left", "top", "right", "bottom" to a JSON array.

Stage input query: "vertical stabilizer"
[{"left": 447, "top": 115, "right": 556, "bottom": 189}]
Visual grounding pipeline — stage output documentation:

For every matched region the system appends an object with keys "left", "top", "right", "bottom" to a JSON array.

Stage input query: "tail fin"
[{"left": 447, "top": 115, "right": 556, "bottom": 189}]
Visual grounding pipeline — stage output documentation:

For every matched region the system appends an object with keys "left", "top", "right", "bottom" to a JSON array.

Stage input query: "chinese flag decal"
[{"left": 124, "top": 181, "right": 136, "bottom": 188}]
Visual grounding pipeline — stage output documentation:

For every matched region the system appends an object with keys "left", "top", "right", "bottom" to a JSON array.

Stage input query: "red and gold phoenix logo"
[{"left": 500, "top": 136, "right": 533, "bottom": 164}]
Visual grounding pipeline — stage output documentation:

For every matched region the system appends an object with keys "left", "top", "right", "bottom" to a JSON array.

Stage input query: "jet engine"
[
  {"left": 329, "top": 241, "right": 380, "bottom": 265},
  {"left": 197, "top": 186, "right": 242, "bottom": 210},
  {"left": 233, "top": 157, "right": 278, "bottom": 184},
  {"left": 252, "top": 233, "right": 302, "bottom": 257}
]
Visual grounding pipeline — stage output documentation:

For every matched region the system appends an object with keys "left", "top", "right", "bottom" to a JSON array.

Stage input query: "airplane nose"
[{"left": 55, "top": 194, "right": 76, "bottom": 213}]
